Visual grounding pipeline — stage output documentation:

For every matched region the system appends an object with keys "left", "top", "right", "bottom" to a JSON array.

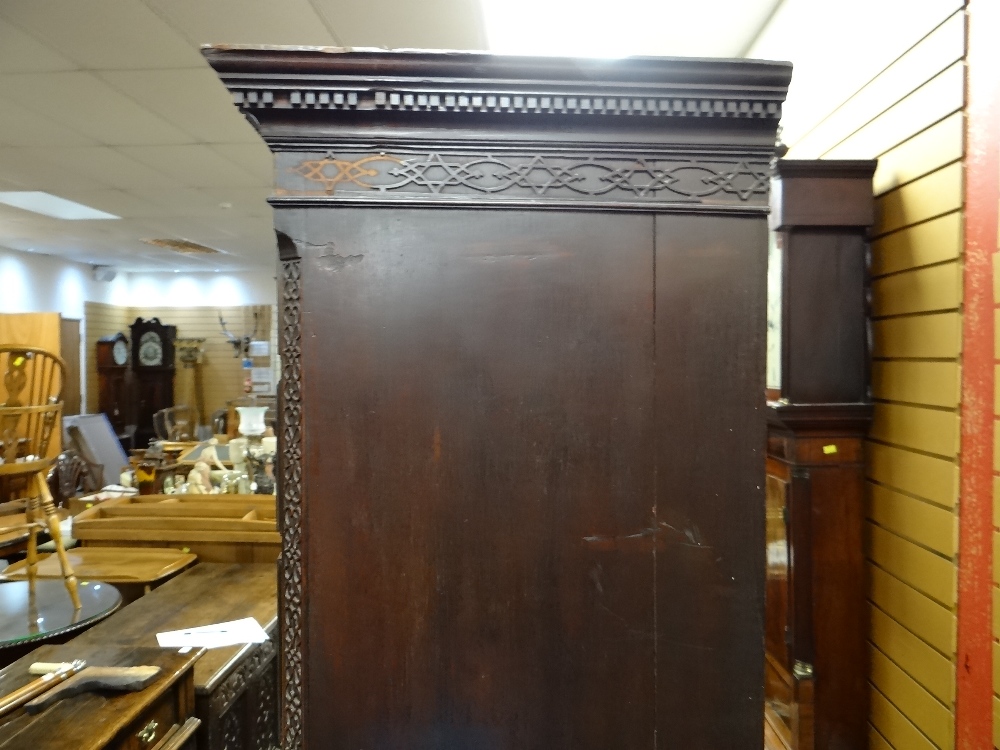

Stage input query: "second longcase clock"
[
  {"left": 95, "top": 332, "right": 130, "bottom": 433},
  {"left": 129, "top": 317, "right": 176, "bottom": 446}
]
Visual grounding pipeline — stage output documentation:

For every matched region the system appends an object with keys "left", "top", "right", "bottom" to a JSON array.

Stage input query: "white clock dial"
[
  {"left": 112, "top": 339, "right": 128, "bottom": 366},
  {"left": 139, "top": 331, "right": 163, "bottom": 366}
]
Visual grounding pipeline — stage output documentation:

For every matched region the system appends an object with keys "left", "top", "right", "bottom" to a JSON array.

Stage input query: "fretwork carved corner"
[{"left": 278, "top": 256, "right": 304, "bottom": 750}]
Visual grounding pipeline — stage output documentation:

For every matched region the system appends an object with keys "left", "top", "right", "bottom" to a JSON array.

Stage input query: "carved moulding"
[
  {"left": 204, "top": 47, "right": 790, "bottom": 124},
  {"left": 232, "top": 86, "right": 781, "bottom": 120},
  {"left": 209, "top": 637, "right": 278, "bottom": 716},
  {"left": 271, "top": 149, "right": 773, "bottom": 211},
  {"left": 276, "top": 237, "right": 304, "bottom": 750}
]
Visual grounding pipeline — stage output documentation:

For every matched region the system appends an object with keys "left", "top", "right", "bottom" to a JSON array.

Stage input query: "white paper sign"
[
  {"left": 251, "top": 367, "right": 274, "bottom": 394},
  {"left": 248, "top": 340, "right": 270, "bottom": 357},
  {"left": 156, "top": 617, "right": 269, "bottom": 649}
]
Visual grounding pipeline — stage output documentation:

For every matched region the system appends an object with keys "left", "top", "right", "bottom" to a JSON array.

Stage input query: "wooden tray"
[
  {"left": 73, "top": 495, "right": 279, "bottom": 564},
  {"left": 1, "top": 546, "right": 197, "bottom": 584}
]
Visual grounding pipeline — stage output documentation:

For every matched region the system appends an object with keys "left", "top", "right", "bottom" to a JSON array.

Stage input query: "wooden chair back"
[
  {"left": 0, "top": 346, "right": 65, "bottom": 468},
  {"left": 153, "top": 404, "right": 198, "bottom": 441}
]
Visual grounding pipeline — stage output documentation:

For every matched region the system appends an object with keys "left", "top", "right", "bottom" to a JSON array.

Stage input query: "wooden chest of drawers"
[
  {"left": 72, "top": 563, "right": 278, "bottom": 750},
  {"left": 0, "top": 644, "right": 201, "bottom": 750}
]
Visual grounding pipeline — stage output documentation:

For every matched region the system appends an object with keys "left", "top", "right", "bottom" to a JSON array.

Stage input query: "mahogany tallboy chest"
[{"left": 205, "top": 48, "right": 791, "bottom": 749}]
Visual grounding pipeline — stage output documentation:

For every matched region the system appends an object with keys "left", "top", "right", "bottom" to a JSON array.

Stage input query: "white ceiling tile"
[
  {"left": 0, "top": 98, "right": 100, "bottom": 147},
  {"left": 141, "top": 216, "right": 238, "bottom": 242},
  {"left": 0, "top": 0, "right": 203, "bottom": 70},
  {"left": 0, "top": 72, "right": 194, "bottom": 146},
  {"left": 0, "top": 147, "right": 113, "bottom": 192},
  {"left": 208, "top": 144, "right": 272, "bottom": 185},
  {"left": 116, "top": 145, "right": 261, "bottom": 188},
  {"left": 49, "top": 188, "right": 161, "bottom": 220},
  {"left": 142, "top": 0, "right": 340, "bottom": 47},
  {"left": 129, "top": 186, "right": 241, "bottom": 218},
  {"left": 0, "top": 202, "right": 45, "bottom": 226},
  {"left": 197, "top": 187, "right": 273, "bottom": 218},
  {"left": 23, "top": 146, "right": 185, "bottom": 192},
  {"left": 138, "top": 214, "right": 277, "bottom": 263},
  {"left": 97, "top": 68, "right": 260, "bottom": 144},
  {"left": 311, "top": 0, "right": 487, "bottom": 49},
  {"left": 0, "top": 17, "right": 77, "bottom": 73}
]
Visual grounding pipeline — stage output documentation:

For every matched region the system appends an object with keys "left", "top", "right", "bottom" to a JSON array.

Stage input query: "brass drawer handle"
[{"left": 137, "top": 719, "right": 159, "bottom": 745}]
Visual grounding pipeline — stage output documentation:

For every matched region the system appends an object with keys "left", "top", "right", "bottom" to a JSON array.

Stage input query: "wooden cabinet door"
[
  {"left": 287, "top": 207, "right": 767, "bottom": 749},
  {"left": 297, "top": 209, "right": 657, "bottom": 750}
]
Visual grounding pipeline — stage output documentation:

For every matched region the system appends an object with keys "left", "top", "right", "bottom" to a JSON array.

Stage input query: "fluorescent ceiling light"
[
  {"left": 480, "top": 0, "right": 780, "bottom": 58},
  {"left": 0, "top": 192, "right": 119, "bottom": 220}
]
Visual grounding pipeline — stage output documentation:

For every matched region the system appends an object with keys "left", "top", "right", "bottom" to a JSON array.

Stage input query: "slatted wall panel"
[
  {"left": 992, "top": 68, "right": 1000, "bottom": 749},
  {"left": 787, "top": 8, "right": 966, "bottom": 750},
  {"left": 136, "top": 305, "right": 273, "bottom": 422},
  {"left": 83, "top": 303, "right": 274, "bottom": 423}
]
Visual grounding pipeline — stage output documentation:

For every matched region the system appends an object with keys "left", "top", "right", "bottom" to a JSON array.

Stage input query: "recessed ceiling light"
[
  {"left": 0, "top": 192, "right": 119, "bottom": 220},
  {"left": 219, "top": 202, "right": 233, "bottom": 209}
]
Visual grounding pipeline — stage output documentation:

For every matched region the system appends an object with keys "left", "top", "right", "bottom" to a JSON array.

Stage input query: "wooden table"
[
  {"left": 0, "top": 643, "right": 202, "bottom": 750},
  {"left": 72, "top": 563, "right": 278, "bottom": 750},
  {"left": 0, "top": 580, "right": 122, "bottom": 669},
  {"left": 2, "top": 548, "right": 197, "bottom": 604}
]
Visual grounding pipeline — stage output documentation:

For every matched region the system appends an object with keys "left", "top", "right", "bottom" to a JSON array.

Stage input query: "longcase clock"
[
  {"left": 764, "top": 159, "right": 876, "bottom": 750},
  {"left": 95, "top": 332, "right": 130, "bottom": 433},
  {"left": 129, "top": 317, "right": 176, "bottom": 446}
]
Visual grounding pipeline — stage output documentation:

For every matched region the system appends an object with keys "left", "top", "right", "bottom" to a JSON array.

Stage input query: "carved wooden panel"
[
  {"left": 252, "top": 659, "right": 279, "bottom": 750},
  {"left": 277, "top": 251, "right": 303, "bottom": 750},
  {"left": 272, "top": 150, "right": 772, "bottom": 208},
  {"left": 199, "top": 639, "right": 279, "bottom": 750}
]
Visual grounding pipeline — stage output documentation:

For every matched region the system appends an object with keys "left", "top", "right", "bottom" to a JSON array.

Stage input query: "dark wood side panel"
[
  {"left": 654, "top": 213, "right": 768, "bottom": 748},
  {"left": 783, "top": 229, "right": 868, "bottom": 404},
  {"left": 808, "top": 460, "right": 867, "bottom": 750},
  {"left": 296, "top": 208, "right": 656, "bottom": 749}
]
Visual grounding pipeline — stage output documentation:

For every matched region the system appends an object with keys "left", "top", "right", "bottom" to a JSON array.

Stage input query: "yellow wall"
[
  {"left": 992, "top": 65, "right": 1000, "bottom": 750},
  {"left": 786, "top": 8, "right": 965, "bottom": 749},
  {"left": 84, "top": 302, "right": 275, "bottom": 424}
]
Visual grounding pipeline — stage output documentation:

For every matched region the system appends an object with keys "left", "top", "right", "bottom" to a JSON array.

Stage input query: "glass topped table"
[{"left": 0, "top": 579, "right": 122, "bottom": 668}]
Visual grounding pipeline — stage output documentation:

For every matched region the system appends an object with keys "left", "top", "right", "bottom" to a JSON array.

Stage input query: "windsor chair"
[{"left": 0, "top": 345, "right": 80, "bottom": 609}]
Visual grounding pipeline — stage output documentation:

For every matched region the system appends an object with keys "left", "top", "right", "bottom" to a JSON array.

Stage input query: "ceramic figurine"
[
  {"left": 187, "top": 461, "right": 212, "bottom": 494},
  {"left": 200, "top": 437, "right": 228, "bottom": 472}
]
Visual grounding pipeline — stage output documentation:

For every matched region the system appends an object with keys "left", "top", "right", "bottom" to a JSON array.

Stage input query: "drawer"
[
  {"left": 150, "top": 718, "right": 201, "bottom": 750},
  {"left": 111, "top": 687, "right": 182, "bottom": 750}
]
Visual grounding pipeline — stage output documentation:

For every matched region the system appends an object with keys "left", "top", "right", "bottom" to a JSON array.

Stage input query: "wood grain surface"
[
  {"left": 72, "top": 563, "right": 276, "bottom": 693},
  {"left": 0, "top": 644, "right": 200, "bottom": 750}
]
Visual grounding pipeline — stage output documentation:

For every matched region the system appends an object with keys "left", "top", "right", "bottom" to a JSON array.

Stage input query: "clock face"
[
  {"left": 139, "top": 331, "right": 163, "bottom": 367},
  {"left": 112, "top": 339, "right": 128, "bottom": 366}
]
